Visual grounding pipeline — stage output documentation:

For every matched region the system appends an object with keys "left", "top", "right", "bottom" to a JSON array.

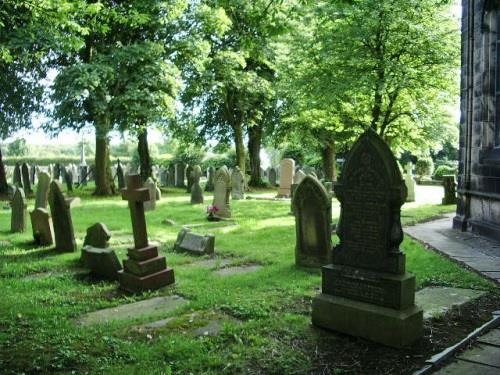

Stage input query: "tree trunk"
[
  {"left": 248, "top": 125, "right": 263, "bottom": 187},
  {"left": 94, "top": 119, "right": 115, "bottom": 196},
  {"left": 0, "top": 146, "right": 9, "bottom": 198},
  {"left": 138, "top": 128, "right": 152, "bottom": 183},
  {"left": 321, "top": 140, "right": 336, "bottom": 182},
  {"left": 233, "top": 123, "right": 246, "bottom": 174}
]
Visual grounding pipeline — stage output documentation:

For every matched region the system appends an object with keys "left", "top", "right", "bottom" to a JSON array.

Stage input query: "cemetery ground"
[{"left": 0, "top": 186, "right": 498, "bottom": 374}]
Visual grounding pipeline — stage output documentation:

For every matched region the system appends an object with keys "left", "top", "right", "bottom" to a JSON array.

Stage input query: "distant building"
[{"left": 454, "top": 0, "right": 500, "bottom": 240}]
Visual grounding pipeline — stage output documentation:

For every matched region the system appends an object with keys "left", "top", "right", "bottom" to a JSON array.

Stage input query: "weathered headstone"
[
  {"left": 53, "top": 163, "right": 61, "bottom": 180},
  {"left": 175, "top": 163, "right": 186, "bottom": 188},
  {"left": 231, "top": 167, "right": 245, "bottom": 200},
  {"left": 143, "top": 178, "right": 156, "bottom": 211},
  {"left": 167, "top": 164, "right": 176, "bottom": 186},
  {"left": 312, "top": 129, "right": 422, "bottom": 348},
  {"left": 291, "top": 169, "right": 306, "bottom": 201},
  {"left": 116, "top": 159, "right": 125, "bottom": 189},
  {"left": 159, "top": 168, "right": 167, "bottom": 187},
  {"left": 186, "top": 165, "right": 194, "bottom": 193},
  {"left": 277, "top": 159, "right": 295, "bottom": 197},
  {"left": 404, "top": 163, "right": 416, "bottom": 202},
  {"left": 174, "top": 228, "right": 215, "bottom": 255},
  {"left": 30, "top": 164, "right": 37, "bottom": 185},
  {"left": 11, "top": 187, "right": 27, "bottom": 233},
  {"left": 442, "top": 175, "right": 457, "bottom": 205},
  {"left": 48, "top": 180, "right": 77, "bottom": 252},
  {"left": 83, "top": 223, "right": 111, "bottom": 248},
  {"left": 13, "top": 162, "right": 23, "bottom": 188},
  {"left": 190, "top": 165, "right": 204, "bottom": 204},
  {"left": 79, "top": 165, "right": 88, "bottom": 185},
  {"left": 64, "top": 167, "right": 73, "bottom": 192},
  {"left": 292, "top": 176, "right": 332, "bottom": 267},
  {"left": 119, "top": 174, "right": 175, "bottom": 292},
  {"left": 155, "top": 186, "right": 161, "bottom": 201},
  {"left": 34, "top": 171, "right": 51, "bottom": 209},
  {"left": 21, "top": 163, "right": 32, "bottom": 194},
  {"left": 268, "top": 167, "right": 277, "bottom": 187},
  {"left": 212, "top": 166, "right": 231, "bottom": 218},
  {"left": 205, "top": 166, "right": 215, "bottom": 192},
  {"left": 30, "top": 208, "right": 54, "bottom": 246}
]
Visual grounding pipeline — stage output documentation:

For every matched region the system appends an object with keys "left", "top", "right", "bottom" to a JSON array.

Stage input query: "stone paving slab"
[
  {"left": 457, "top": 344, "right": 500, "bottom": 368},
  {"left": 77, "top": 295, "right": 188, "bottom": 326},
  {"left": 214, "top": 264, "right": 262, "bottom": 276},
  {"left": 433, "top": 359, "right": 500, "bottom": 374},
  {"left": 186, "top": 258, "right": 232, "bottom": 269},
  {"left": 415, "top": 287, "right": 486, "bottom": 319},
  {"left": 477, "top": 329, "right": 500, "bottom": 346},
  {"left": 453, "top": 256, "right": 500, "bottom": 272}
]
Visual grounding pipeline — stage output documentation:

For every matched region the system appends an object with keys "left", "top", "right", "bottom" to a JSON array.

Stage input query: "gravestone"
[
  {"left": 48, "top": 180, "right": 77, "bottom": 252},
  {"left": 291, "top": 169, "right": 306, "bottom": 201},
  {"left": 231, "top": 167, "right": 245, "bottom": 200},
  {"left": 205, "top": 166, "right": 215, "bottom": 192},
  {"left": 64, "top": 167, "right": 73, "bottom": 192},
  {"left": 116, "top": 160, "right": 125, "bottom": 189},
  {"left": 312, "top": 129, "right": 422, "bottom": 348},
  {"left": 11, "top": 187, "right": 27, "bottom": 233},
  {"left": 21, "top": 163, "right": 32, "bottom": 194},
  {"left": 167, "top": 164, "right": 176, "bottom": 186},
  {"left": 404, "top": 163, "right": 416, "bottom": 202},
  {"left": 30, "top": 208, "right": 54, "bottom": 246},
  {"left": 34, "top": 171, "right": 51, "bottom": 209},
  {"left": 119, "top": 174, "right": 175, "bottom": 292},
  {"left": 174, "top": 228, "right": 215, "bottom": 255},
  {"left": 186, "top": 165, "right": 194, "bottom": 193},
  {"left": 30, "top": 164, "right": 37, "bottom": 185},
  {"left": 54, "top": 163, "right": 61, "bottom": 180},
  {"left": 442, "top": 175, "right": 457, "bottom": 205},
  {"left": 212, "top": 166, "right": 231, "bottom": 218},
  {"left": 277, "top": 159, "right": 295, "bottom": 197},
  {"left": 268, "top": 167, "right": 277, "bottom": 187},
  {"left": 190, "top": 165, "right": 204, "bottom": 204},
  {"left": 155, "top": 187, "right": 161, "bottom": 201},
  {"left": 79, "top": 165, "right": 88, "bottom": 185},
  {"left": 292, "top": 176, "right": 331, "bottom": 267},
  {"left": 13, "top": 162, "right": 23, "bottom": 188},
  {"left": 143, "top": 178, "right": 156, "bottom": 211},
  {"left": 175, "top": 163, "right": 186, "bottom": 188},
  {"left": 160, "top": 168, "right": 167, "bottom": 187},
  {"left": 83, "top": 223, "right": 111, "bottom": 248}
]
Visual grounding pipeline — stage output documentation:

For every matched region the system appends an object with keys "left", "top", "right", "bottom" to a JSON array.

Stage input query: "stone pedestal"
[{"left": 119, "top": 244, "right": 174, "bottom": 293}]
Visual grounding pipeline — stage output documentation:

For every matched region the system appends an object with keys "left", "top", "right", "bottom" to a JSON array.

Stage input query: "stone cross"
[
  {"left": 121, "top": 174, "right": 150, "bottom": 249},
  {"left": 11, "top": 187, "right": 27, "bottom": 233}
]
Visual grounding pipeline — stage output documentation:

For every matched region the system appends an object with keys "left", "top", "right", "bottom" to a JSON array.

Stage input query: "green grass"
[{"left": 0, "top": 186, "right": 495, "bottom": 374}]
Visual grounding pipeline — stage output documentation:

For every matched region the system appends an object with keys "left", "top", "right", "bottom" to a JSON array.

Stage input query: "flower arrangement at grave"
[{"left": 206, "top": 204, "right": 220, "bottom": 221}]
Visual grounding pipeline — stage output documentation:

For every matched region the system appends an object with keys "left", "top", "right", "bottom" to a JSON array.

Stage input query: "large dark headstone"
[
  {"left": 292, "top": 176, "right": 332, "bottom": 267},
  {"left": 116, "top": 160, "right": 125, "bottom": 189},
  {"left": 30, "top": 208, "right": 54, "bottom": 246},
  {"left": 190, "top": 165, "right": 204, "bottom": 204},
  {"left": 167, "top": 164, "right": 175, "bottom": 187},
  {"left": 205, "top": 166, "right": 215, "bottom": 192},
  {"left": 186, "top": 165, "right": 194, "bottom": 193},
  {"left": 312, "top": 129, "right": 422, "bottom": 348},
  {"left": 268, "top": 167, "right": 277, "bottom": 187},
  {"left": 11, "top": 187, "right": 27, "bottom": 233},
  {"left": 175, "top": 163, "right": 186, "bottom": 188},
  {"left": 64, "top": 167, "right": 73, "bottom": 192},
  {"left": 83, "top": 223, "right": 111, "bottom": 248},
  {"left": 48, "top": 181, "right": 77, "bottom": 252},
  {"left": 13, "top": 162, "right": 23, "bottom": 188},
  {"left": 21, "top": 163, "right": 32, "bottom": 194}
]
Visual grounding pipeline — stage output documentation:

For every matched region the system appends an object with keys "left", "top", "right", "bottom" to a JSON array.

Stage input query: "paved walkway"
[{"left": 405, "top": 215, "right": 500, "bottom": 374}]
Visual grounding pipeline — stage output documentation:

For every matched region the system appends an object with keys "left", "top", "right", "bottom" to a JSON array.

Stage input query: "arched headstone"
[
  {"left": 277, "top": 159, "right": 295, "bottom": 197},
  {"left": 190, "top": 165, "right": 204, "bottom": 204},
  {"left": 231, "top": 167, "right": 245, "bottom": 200},
  {"left": 212, "top": 166, "right": 231, "bottom": 218},
  {"left": 11, "top": 187, "right": 27, "bottom": 233},
  {"left": 21, "top": 163, "right": 32, "bottom": 194}
]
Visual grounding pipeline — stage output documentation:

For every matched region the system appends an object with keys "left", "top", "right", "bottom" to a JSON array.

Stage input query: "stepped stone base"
[
  {"left": 119, "top": 268, "right": 175, "bottom": 293},
  {"left": 312, "top": 293, "right": 422, "bottom": 348}
]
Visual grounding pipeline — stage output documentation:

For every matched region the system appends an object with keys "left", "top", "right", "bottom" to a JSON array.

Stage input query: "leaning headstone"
[
  {"left": 277, "top": 159, "right": 295, "bottom": 197},
  {"left": 83, "top": 223, "right": 111, "bottom": 248},
  {"left": 174, "top": 228, "right": 215, "bottom": 255},
  {"left": 48, "top": 180, "right": 77, "bottom": 252},
  {"left": 143, "top": 178, "right": 156, "bottom": 211},
  {"left": 292, "top": 176, "right": 331, "bottom": 267},
  {"left": 30, "top": 208, "right": 54, "bottom": 246},
  {"left": 116, "top": 159, "right": 125, "bottom": 189},
  {"left": 186, "top": 165, "right": 194, "bottom": 193},
  {"left": 205, "top": 166, "right": 215, "bottom": 192},
  {"left": 11, "top": 187, "right": 27, "bottom": 233},
  {"left": 190, "top": 165, "right": 204, "bottom": 204},
  {"left": 312, "top": 129, "right": 422, "bottom": 348},
  {"left": 64, "top": 167, "right": 73, "bottom": 192},
  {"left": 35, "top": 171, "right": 51, "bottom": 209},
  {"left": 21, "top": 163, "right": 32, "bottom": 194},
  {"left": 231, "top": 167, "right": 245, "bottom": 200},
  {"left": 404, "top": 163, "right": 416, "bottom": 202},
  {"left": 442, "top": 175, "right": 457, "bottom": 205},
  {"left": 175, "top": 163, "right": 186, "bottom": 188},
  {"left": 268, "top": 167, "right": 277, "bottom": 187},
  {"left": 167, "top": 164, "right": 176, "bottom": 187},
  {"left": 119, "top": 174, "right": 175, "bottom": 292},
  {"left": 13, "top": 162, "right": 23, "bottom": 188},
  {"left": 212, "top": 166, "right": 231, "bottom": 218}
]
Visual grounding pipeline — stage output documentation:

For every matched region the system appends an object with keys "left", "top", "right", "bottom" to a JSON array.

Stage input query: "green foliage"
[
  {"left": 3, "top": 156, "right": 131, "bottom": 167},
  {"left": 201, "top": 153, "right": 234, "bottom": 171},
  {"left": 171, "top": 145, "right": 206, "bottom": 167},
  {"left": 282, "top": 144, "right": 305, "bottom": 166},
  {"left": 6, "top": 139, "right": 28, "bottom": 156},
  {"left": 416, "top": 157, "right": 435, "bottom": 177},
  {"left": 433, "top": 165, "right": 458, "bottom": 180}
]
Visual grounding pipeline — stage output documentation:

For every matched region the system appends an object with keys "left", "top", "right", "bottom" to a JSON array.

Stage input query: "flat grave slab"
[
  {"left": 186, "top": 258, "right": 232, "bottom": 269},
  {"left": 77, "top": 295, "right": 188, "bottom": 326},
  {"left": 457, "top": 344, "right": 500, "bottom": 368},
  {"left": 478, "top": 329, "right": 500, "bottom": 346},
  {"left": 415, "top": 287, "right": 486, "bottom": 319},
  {"left": 214, "top": 264, "right": 262, "bottom": 276}
]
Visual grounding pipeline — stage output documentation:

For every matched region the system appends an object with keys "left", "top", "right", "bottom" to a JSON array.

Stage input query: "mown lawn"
[{"left": 0, "top": 186, "right": 495, "bottom": 374}]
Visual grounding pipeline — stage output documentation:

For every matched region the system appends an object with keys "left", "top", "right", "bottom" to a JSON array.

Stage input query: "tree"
[{"left": 7, "top": 139, "right": 28, "bottom": 157}]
